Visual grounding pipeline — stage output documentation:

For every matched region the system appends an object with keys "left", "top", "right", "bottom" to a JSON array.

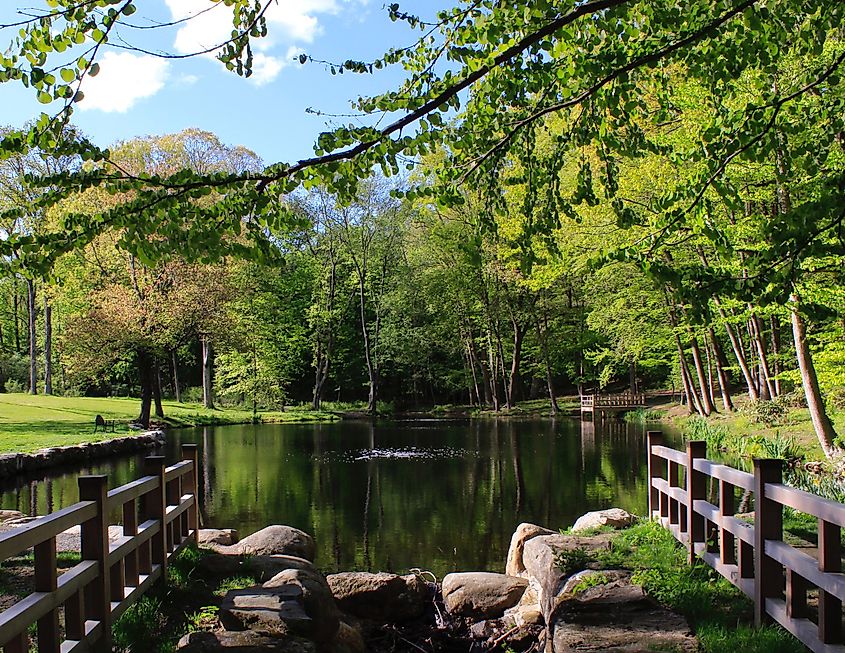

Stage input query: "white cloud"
[
  {"left": 163, "top": 0, "right": 341, "bottom": 85},
  {"left": 78, "top": 52, "right": 169, "bottom": 113},
  {"left": 250, "top": 53, "right": 284, "bottom": 86},
  {"left": 166, "top": 0, "right": 341, "bottom": 55}
]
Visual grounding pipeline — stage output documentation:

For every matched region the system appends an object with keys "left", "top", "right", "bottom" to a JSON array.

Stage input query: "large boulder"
[
  {"left": 506, "top": 523, "right": 555, "bottom": 577},
  {"left": 570, "top": 509, "right": 634, "bottom": 534},
  {"left": 441, "top": 572, "right": 528, "bottom": 619},
  {"left": 327, "top": 572, "right": 430, "bottom": 623},
  {"left": 522, "top": 533, "right": 613, "bottom": 622},
  {"left": 262, "top": 568, "right": 341, "bottom": 649},
  {"left": 176, "top": 630, "right": 316, "bottom": 653},
  {"left": 217, "top": 526, "right": 316, "bottom": 561},
  {"left": 0, "top": 510, "right": 24, "bottom": 522},
  {"left": 198, "top": 529, "right": 239, "bottom": 548},
  {"left": 550, "top": 573, "right": 697, "bottom": 652}
]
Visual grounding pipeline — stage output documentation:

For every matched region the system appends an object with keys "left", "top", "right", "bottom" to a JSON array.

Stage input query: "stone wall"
[{"left": 0, "top": 430, "right": 165, "bottom": 477}]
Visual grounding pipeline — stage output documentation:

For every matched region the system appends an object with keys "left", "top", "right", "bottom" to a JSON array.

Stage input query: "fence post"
[
  {"left": 647, "top": 431, "right": 663, "bottom": 518},
  {"left": 686, "top": 440, "right": 707, "bottom": 564},
  {"left": 143, "top": 456, "right": 168, "bottom": 579},
  {"left": 753, "top": 458, "right": 783, "bottom": 627},
  {"left": 181, "top": 444, "right": 199, "bottom": 538},
  {"left": 78, "top": 475, "right": 111, "bottom": 652},
  {"left": 34, "top": 535, "right": 59, "bottom": 653},
  {"left": 819, "top": 519, "right": 842, "bottom": 643}
]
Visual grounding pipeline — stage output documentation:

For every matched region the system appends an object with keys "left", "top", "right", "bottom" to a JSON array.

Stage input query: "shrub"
[
  {"left": 742, "top": 397, "right": 790, "bottom": 427},
  {"left": 623, "top": 408, "right": 663, "bottom": 423}
]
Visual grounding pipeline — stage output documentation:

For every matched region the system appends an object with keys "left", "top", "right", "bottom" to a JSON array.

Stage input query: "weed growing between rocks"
[
  {"left": 599, "top": 521, "right": 804, "bottom": 653},
  {"left": 112, "top": 545, "right": 261, "bottom": 653}
]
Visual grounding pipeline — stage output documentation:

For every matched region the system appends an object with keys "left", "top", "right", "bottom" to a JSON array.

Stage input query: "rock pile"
[
  {"left": 178, "top": 525, "right": 433, "bottom": 653},
  {"left": 179, "top": 508, "right": 696, "bottom": 652}
]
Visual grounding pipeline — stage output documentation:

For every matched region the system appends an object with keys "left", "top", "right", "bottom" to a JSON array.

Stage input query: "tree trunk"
[
  {"left": 465, "top": 332, "right": 482, "bottom": 407},
  {"left": 712, "top": 296, "right": 759, "bottom": 400},
  {"left": 536, "top": 316, "right": 559, "bottom": 416},
  {"left": 687, "top": 328, "right": 714, "bottom": 415},
  {"left": 27, "top": 279, "right": 36, "bottom": 395},
  {"left": 202, "top": 337, "right": 215, "bottom": 409},
  {"left": 171, "top": 349, "right": 181, "bottom": 403},
  {"left": 506, "top": 322, "right": 526, "bottom": 410},
  {"left": 153, "top": 360, "right": 164, "bottom": 418},
  {"left": 708, "top": 327, "right": 734, "bottom": 412},
  {"left": 677, "top": 351, "right": 698, "bottom": 416},
  {"left": 137, "top": 350, "right": 154, "bottom": 428},
  {"left": 13, "top": 276, "right": 20, "bottom": 354},
  {"left": 356, "top": 275, "right": 378, "bottom": 416},
  {"left": 667, "top": 299, "right": 704, "bottom": 416},
  {"left": 790, "top": 293, "right": 838, "bottom": 458},
  {"left": 43, "top": 295, "right": 52, "bottom": 396},
  {"left": 771, "top": 316, "right": 782, "bottom": 396},
  {"left": 749, "top": 311, "right": 777, "bottom": 398},
  {"left": 485, "top": 332, "right": 499, "bottom": 411}
]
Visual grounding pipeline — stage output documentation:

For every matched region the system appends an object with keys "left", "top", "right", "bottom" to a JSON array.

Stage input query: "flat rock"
[
  {"left": 263, "top": 568, "right": 341, "bottom": 649},
  {"left": 506, "top": 523, "right": 555, "bottom": 577},
  {"left": 0, "top": 510, "right": 24, "bottom": 522},
  {"left": 442, "top": 572, "right": 527, "bottom": 619},
  {"left": 198, "top": 529, "right": 239, "bottom": 547},
  {"left": 217, "top": 526, "right": 315, "bottom": 561},
  {"left": 551, "top": 578, "right": 696, "bottom": 652},
  {"left": 570, "top": 509, "right": 634, "bottom": 534},
  {"left": 327, "top": 572, "right": 430, "bottom": 623},
  {"left": 219, "top": 585, "right": 310, "bottom": 637},
  {"left": 176, "top": 630, "right": 316, "bottom": 653}
]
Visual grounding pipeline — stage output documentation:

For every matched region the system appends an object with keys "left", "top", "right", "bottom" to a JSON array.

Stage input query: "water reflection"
[{"left": 0, "top": 418, "right": 676, "bottom": 576}]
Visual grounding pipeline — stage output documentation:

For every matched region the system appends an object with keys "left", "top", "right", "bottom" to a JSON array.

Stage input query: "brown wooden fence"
[
  {"left": 647, "top": 431, "right": 845, "bottom": 653},
  {"left": 0, "top": 445, "right": 199, "bottom": 653}
]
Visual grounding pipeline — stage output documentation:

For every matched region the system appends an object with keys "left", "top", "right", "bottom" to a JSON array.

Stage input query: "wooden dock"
[{"left": 580, "top": 391, "right": 646, "bottom": 414}]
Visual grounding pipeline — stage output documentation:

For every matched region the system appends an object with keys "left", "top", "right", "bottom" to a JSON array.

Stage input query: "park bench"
[{"left": 93, "top": 413, "right": 116, "bottom": 433}]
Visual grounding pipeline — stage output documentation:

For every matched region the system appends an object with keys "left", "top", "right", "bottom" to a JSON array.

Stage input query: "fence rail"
[
  {"left": 647, "top": 431, "right": 844, "bottom": 653},
  {"left": 0, "top": 445, "right": 199, "bottom": 653}
]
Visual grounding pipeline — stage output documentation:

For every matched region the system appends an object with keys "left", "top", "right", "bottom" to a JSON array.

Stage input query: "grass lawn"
[{"left": 0, "top": 394, "right": 338, "bottom": 454}]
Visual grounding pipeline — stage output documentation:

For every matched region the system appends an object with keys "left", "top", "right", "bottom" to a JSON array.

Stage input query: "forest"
[{"left": 0, "top": 0, "right": 843, "bottom": 460}]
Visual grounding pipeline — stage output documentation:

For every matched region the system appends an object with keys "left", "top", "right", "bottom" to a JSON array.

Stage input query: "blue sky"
[{"left": 1, "top": 1, "right": 450, "bottom": 165}]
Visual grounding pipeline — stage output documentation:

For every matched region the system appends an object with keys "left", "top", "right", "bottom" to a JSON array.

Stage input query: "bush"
[
  {"left": 623, "top": 408, "right": 663, "bottom": 423},
  {"left": 4, "top": 379, "right": 24, "bottom": 394},
  {"left": 742, "top": 396, "right": 793, "bottom": 427}
]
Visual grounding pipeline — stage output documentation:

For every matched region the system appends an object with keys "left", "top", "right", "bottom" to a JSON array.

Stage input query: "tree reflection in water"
[{"left": 0, "top": 418, "right": 681, "bottom": 577}]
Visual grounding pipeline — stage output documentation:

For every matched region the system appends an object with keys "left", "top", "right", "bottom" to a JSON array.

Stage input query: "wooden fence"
[
  {"left": 0, "top": 445, "right": 199, "bottom": 653},
  {"left": 647, "top": 431, "right": 845, "bottom": 653}
]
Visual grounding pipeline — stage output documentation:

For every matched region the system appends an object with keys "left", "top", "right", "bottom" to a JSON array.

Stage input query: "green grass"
[
  {"left": 599, "top": 521, "right": 803, "bottom": 653},
  {"left": 0, "top": 393, "right": 338, "bottom": 453},
  {"left": 112, "top": 544, "right": 262, "bottom": 653}
]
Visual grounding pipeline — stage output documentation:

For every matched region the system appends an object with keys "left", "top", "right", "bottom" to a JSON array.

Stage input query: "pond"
[{"left": 0, "top": 418, "right": 679, "bottom": 577}]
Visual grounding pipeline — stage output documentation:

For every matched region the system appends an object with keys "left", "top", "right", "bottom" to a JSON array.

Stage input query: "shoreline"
[{"left": 0, "top": 429, "right": 167, "bottom": 477}]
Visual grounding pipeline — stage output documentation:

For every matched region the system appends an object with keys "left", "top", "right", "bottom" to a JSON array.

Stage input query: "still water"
[{"left": 0, "top": 418, "right": 676, "bottom": 577}]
